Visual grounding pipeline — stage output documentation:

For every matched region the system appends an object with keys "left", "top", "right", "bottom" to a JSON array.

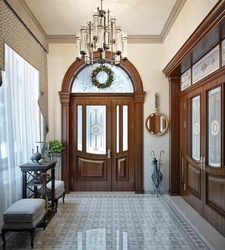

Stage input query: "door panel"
[
  {"left": 203, "top": 81, "right": 225, "bottom": 234},
  {"left": 206, "top": 174, "right": 225, "bottom": 217},
  {"left": 111, "top": 100, "right": 134, "bottom": 191},
  {"left": 181, "top": 78, "right": 225, "bottom": 235},
  {"left": 78, "top": 157, "right": 106, "bottom": 178},
  {"left": 182, "top": 89, "right": 204, "bottom": 215},
  {"left": 187, "top": 161, "right": 201, "bottom": 198},
  {"left": 70, "top": 97, "right": 134, "bottom": 191}
]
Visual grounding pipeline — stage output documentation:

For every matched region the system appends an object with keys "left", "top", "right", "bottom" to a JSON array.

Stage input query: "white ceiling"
[{"left": 23, "top": 0, "right": 180, "bottom": 36}]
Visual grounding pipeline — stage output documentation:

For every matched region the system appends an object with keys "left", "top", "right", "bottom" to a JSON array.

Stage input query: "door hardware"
[
  {"left": 197, "top": 156, "right": 205, "bottom": 170},
  {"left": 108, "top": 149, "right": 111, "bottom": 159}
]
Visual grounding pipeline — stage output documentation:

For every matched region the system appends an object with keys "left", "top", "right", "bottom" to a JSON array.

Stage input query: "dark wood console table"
[{"left": 19, "top": 161, "right": 57, "bottom": 223}]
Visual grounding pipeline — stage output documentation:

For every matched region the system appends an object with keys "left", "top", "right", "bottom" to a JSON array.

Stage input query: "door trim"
[{"left": 59, "top": 52, "right": 145, "bottom": 193}]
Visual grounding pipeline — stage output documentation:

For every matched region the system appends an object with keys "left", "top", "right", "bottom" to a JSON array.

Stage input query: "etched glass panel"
[
  {"left": 71, "top": 64, "right": 134, "bottom": 93},
  {"left": 116, "top": 105, "right": 119, "bottom": 153},
  {"left": 222, "top": 39, "right": 225, "bottom": 66},
  {"left": 192, "top": 45, "right": 219, "bottom": 84},
  {"left": 77, "top": 105, "right": 82, "bottom": 151},
  {"left": 192, "top": 96, "right": 200, "bottom": 161},
  {"left": 208, "top": 87, "right": 221, "bottom": 167},
  {"left": 123, "top": 105, "right": 128, "bottom": 151},
  {"left": 181, "top": 68, "right": 191, "bottom": 91},
  {"left": 86, "top": 105, "right": 106, "bottom": 154}
]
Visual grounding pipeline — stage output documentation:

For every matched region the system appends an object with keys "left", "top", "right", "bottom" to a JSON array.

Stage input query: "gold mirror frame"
[{"left": 145, "top": 112, "right": 168, "bottom": 136}]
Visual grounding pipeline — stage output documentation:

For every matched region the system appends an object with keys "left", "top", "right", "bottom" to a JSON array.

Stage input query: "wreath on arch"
[{"left": 91, "top": 65, "right": 114, "bottom": 89}]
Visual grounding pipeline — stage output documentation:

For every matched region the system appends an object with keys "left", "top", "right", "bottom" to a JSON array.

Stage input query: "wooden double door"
[
  {"left": 180, "top": 78, "right": 225, "bottom": 234},
  {"left": 69, "top": 95, "right": 135, "bottom": 191}
]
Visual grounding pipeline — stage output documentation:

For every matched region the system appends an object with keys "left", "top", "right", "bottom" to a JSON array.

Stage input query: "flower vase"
[{"left": 33, "top": 146, "right": 42, "bottom": 163}]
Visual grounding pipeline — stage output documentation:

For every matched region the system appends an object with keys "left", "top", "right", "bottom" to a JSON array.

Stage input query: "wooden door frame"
[
  {"left": 59, "top": 51, "right": 145, "bottom": 193},
  {"left": 163, "top": 1, "right": 225, "bottom": 195}
]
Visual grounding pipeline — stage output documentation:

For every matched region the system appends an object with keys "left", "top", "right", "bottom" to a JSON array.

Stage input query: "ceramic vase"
[{"left": 33, "top": 146, "right": 42, "bottom": 163}]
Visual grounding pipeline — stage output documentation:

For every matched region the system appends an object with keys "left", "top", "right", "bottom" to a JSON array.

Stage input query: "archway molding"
[{"left": 59, "top": 51, "right": 145, "bottom": 193}]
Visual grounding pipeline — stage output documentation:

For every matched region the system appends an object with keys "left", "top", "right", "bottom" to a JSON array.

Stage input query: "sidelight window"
[
  {"left": 208, "top": 87, "right": 221, "bottom": 167},
  {"left": 192, "top": 96, "right": 200, "bottom": 161}
]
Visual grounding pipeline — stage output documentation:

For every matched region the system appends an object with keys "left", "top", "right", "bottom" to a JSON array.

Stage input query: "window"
[{"left": 0, "top": 44, "right": 41, "bottom": 228}]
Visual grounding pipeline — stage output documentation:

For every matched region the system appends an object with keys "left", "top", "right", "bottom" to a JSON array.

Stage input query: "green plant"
[
  {"left": 91, "top": 65, "right": 114, "bottom": 89},
  {"left": 49, "top": 139, "right": 64, "bottom": 152}
]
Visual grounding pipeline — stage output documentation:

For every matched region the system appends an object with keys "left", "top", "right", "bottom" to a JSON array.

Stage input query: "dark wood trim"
[
  {"left": 61, "top": 51, "right": 144, "bottom": 93},
  {"left": 163, "top": 0, "right": 225, "bottom": 77},
  {"left": 59, "top": 53, "right": 145, "bottom": 193},
  {"left": 179, "top": 67, "right": 225, "bottom": 97},
  {"left": 168, "top": 76, "right": 180, "bottom": 195},
  {"left": 59, "top": 92, "right": 70, "bottom": 193},
  {"left": 134, "top": 92, "right": 146, "bottom": 194},
  {"left": 163, "top": 0, "right": 225, "bottom": 237}
]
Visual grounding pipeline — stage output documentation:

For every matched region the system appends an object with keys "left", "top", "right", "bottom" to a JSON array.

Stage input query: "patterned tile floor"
[{"left": 0, "top": 193, "right": 221, "bottom": 250}]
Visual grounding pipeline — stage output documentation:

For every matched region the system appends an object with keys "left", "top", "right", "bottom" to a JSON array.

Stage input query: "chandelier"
[{"left": 75, "top": 0, "right": 128, "bottom": 65}]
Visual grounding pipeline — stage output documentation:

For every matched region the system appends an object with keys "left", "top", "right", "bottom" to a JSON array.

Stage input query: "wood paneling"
[
  {"left": 163, "top": 1, "right": 225, "bottom": 77},
  {"left": 187, "top": 164, "right": 201, "bottom": 198},
  {"left": 134, "top": 92, "right": 145, "bottom": 194},
  {"left": 207, "top": 174, "right": 225, "bottom": 216},
  {"left": 116, "top": 157, "right": 128, "bottom": 180},
  {"left": 163, "top": 0, "right": 225, "bottom": 237},
  {"left": 168, "top": 76, "right": 180, "bottom": 195},
  {"left": 78, "top": 158, "right": 105, "bottom": 179},
  {"left": 59, "top": 92, "right": 70, "bottom": 193}
]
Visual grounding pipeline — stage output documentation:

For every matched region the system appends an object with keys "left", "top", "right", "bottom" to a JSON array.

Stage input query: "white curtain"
[{"left": 0, "top": 44, "right": 41, "bottom": 228}]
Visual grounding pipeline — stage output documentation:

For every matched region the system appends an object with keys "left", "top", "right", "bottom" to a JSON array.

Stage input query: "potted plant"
[{"left": 48, "top": 139, "right": 65, "bottom": 158}]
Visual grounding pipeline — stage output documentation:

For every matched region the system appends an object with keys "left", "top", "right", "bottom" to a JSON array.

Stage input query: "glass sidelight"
[
  {"left": 192, "top": 96, "right": 201, "bottom": 161},
  {"left": 208, "top": 87, "right": 221, "bottom": 167},
  {"left": 77, "top": 105, "right": 82, "bottom": 151},
  {"left": 123, "top": 105, "right": 128, "bottom": 151},
  {"left": 116, "top": 104, "right": 128, "bottom": 153}
]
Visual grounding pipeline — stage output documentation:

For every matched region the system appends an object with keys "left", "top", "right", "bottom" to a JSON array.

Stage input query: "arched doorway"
[{"left": 59, "top": 51, "right": 145, "bottom": 193}]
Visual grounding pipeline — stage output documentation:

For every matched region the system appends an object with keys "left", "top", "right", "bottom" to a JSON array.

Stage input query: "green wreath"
[{"left": 91, "top": 65, "right": 114, "bottom": 89}]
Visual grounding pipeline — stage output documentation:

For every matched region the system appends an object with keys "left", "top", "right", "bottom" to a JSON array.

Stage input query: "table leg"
[
  {"left": 22, "top": 172, "right": 27, "bottom": 198},
  {"left": 51, "top": 168, "right": 55, "bottom": 211}
]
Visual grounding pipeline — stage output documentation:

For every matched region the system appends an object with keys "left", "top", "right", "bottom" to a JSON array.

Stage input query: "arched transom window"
[{"left": 71, "top": 64, "right": 134, "bottom": 93}]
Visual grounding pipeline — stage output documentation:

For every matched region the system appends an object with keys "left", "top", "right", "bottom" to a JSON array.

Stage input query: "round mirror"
[{"left": 146, "top": 113, "right": 168, "bottom": 136}]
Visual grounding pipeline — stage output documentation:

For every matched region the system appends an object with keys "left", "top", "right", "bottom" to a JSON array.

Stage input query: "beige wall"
[
  {"left": 47, "top": 43, "right": 169, "bottom": 192},
  {"left": 162, "top": 0, "right": 219, "bottom": 68},
  {"left": 47, "top": 0, "right": 219, "bottom": 192},
  {"left": 47, "top": 43, "right": 76, "bottom": 141}
]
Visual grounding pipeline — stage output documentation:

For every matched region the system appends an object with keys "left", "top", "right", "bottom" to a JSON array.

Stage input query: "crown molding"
[
  {"left": 161, "top": 0, "right": 187, "bottom": 42},
  {"left": 46, "top": 35, "right": 162, "bottom": 44},
  {"left": 128, "top": 35, "right": 162, "bottom": 44},
  {"left": 46, "top": 0, "right": 185, "bottom": 44},
  {"left": 5, "top": 0, "right": 186, "bottom": 46},
  {"left": 47, "top": 35, "right": 77, "bottom": 44}
]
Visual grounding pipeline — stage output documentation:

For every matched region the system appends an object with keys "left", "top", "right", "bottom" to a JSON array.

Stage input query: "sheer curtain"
[{"left": 0, "top": 44, "right": 41, "bottom": 228}]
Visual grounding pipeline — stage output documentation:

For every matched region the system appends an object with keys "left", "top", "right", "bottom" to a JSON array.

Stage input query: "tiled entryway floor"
[{"left": 2, "top": 192, "right": 225, "bottom": 249}]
